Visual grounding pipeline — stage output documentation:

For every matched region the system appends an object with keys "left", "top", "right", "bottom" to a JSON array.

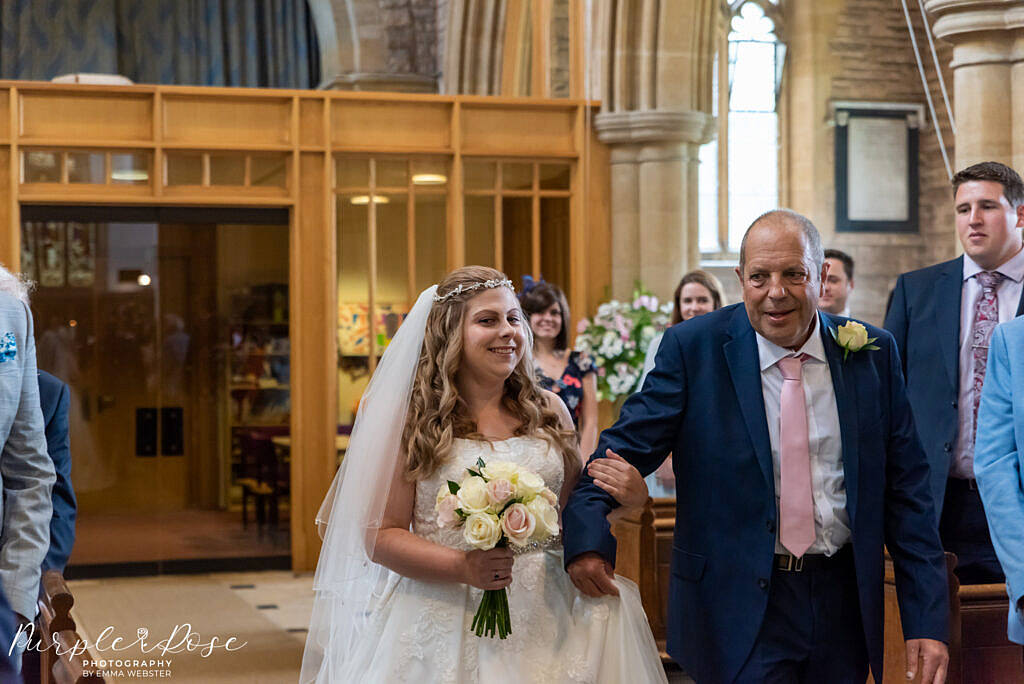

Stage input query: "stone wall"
[
  {"left": 829, "top": 0, "right": 956, "bottom": 325},
  {"left": 787, "top": 0, "right": 956, "bottom": 326}
]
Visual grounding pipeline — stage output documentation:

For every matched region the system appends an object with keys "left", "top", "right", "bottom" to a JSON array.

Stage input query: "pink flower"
[
  {"left": 577, "top": 318, "right": 590, "bottom": 334},
  {"left": 436, "top": 494, "right": 460, "bottom": 528},
  {"left": 500, "top": 503, "right": 536, "bottom": 547},
  {"left": 486, "top": 478, "right": 514, "bottom": 508},
  {"left": 540, "top": 488, "right": 558, "bottom": 506}
]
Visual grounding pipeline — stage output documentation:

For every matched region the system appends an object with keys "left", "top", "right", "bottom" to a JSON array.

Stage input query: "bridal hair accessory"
[{"left": 432, "top": 278, "right": 514, "bottom": 303}]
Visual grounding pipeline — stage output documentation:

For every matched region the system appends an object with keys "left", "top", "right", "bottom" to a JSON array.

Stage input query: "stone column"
[
  {"left": 593, "top": 110, "right": 715, "bottom": 300},
  {"left": 926, "top": 0, "right": 1024, "bottom": 170}
]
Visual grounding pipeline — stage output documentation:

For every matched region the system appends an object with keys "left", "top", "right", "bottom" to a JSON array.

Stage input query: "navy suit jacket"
[
  {"left": 37, "top": 371, "right": 74, "bottom": 571},
  {"left": 562, "top": 305, "right": 948, "bottom": 683},
  {"left": 884, "top": 256, "right": 1024, "bottom": 518}
]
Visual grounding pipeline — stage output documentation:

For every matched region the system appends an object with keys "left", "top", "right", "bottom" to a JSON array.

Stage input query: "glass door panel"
[{"left": 22, "top": 207, "right": 290, "bottom": 575}]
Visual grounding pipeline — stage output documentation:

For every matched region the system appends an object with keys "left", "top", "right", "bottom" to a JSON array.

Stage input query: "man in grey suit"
[{"left": 0, "top": 286, "right": 54, "bottom": 665}]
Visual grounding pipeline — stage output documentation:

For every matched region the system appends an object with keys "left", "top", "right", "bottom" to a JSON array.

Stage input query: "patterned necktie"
[
  {"left": 971, "top": 271, "right": 1006, "bottom": 437},
  {"left": 778, "top": 354, "right": 815, "bottom": 558}
]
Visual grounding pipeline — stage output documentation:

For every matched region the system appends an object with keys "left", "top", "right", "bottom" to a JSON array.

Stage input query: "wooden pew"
[
  {"left": 35, "top": 569, "right": 106, "bottom": 684},
  {"left": 610, "top": 497, "right": 675, "bottom": 655}
]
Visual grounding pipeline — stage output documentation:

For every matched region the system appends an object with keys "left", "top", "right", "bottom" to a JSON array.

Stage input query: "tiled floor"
[{"left": 70, "top": 569, "right": 694, "bottom": 682}]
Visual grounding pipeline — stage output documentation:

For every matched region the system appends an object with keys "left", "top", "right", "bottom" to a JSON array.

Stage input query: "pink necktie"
[
  {"left": 778, "top": 354, "right": 815, "bottom": 558},
  {"left": 970, "top": 271, "right": 1005, "bottom": 440}
]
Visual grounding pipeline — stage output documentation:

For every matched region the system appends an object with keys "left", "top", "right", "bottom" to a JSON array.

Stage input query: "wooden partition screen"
[{"left": 0, "top": 81, "right": 610, "bottom": 570}]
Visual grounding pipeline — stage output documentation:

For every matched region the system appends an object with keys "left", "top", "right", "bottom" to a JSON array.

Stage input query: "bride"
[{"left": 301, "top": 267, "right": 667, "bottom": 683}]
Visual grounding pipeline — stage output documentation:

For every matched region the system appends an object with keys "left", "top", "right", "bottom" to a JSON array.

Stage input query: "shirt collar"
[
  {"left": 963, "top": 245, "right": 1024, "bottom": 283},
  {"left": 755, "top": 313, "right": 827, "bottom": 372}
]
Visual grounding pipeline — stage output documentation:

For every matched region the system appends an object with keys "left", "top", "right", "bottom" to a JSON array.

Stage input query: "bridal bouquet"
[
  {"left": 435, "top": 457, "right": 559, "bottom": 639},
  {"left": 574, "top": 286, "right": 672, "bottom": 401}
]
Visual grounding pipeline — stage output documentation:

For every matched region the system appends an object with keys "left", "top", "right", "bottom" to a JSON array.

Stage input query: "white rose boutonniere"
[{"left": 830, "top": 321, "right": 880, "bottom": 361}]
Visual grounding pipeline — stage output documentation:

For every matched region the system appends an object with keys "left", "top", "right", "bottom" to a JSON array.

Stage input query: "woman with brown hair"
[
  {"left": 518, "top": 279, "right": 599, "bottom": 459},
  {"left": 302, "top": 267, "right": 667, "bottom": 683}
]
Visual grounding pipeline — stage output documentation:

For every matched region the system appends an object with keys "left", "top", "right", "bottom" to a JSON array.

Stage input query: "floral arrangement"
[
  {"left": 573, "top": 287, "right": 672, "bottom": 401},
  {"left": 435, "top": 458, "right": 559, "bottom": 639}
]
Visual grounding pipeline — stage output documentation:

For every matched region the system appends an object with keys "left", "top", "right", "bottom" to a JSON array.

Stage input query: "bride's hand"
[
  {"left": 588, "top": 450, "right": 649, "bottom": 509},
  {"left": 461, "top": 548, "right": 514, "bottom": 590}
]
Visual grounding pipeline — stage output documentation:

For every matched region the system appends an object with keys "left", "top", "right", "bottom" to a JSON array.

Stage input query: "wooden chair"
[
  {"left": 237, "top": 430, "right": 289, "bottom": 529},
  {"left": 35, "top": 569, "right": 105, "bottom": 684}
]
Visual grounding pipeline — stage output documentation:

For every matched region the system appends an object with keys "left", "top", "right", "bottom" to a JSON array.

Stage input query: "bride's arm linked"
[
  {"left": 546, "top": 391, "right": 647, "bottom": 513},
  {"left": 370, "top": 465, "right": 514, "bottom": 591}
]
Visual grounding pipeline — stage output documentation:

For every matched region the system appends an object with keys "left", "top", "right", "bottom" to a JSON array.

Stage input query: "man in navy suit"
[
  {"left": 564, "top": 210, "right": 949, "bottom": 683},
  {"left": 885, "top": 161, "right": 1024, "bottom": 585},
  {"left": 36, "top": 370, "right": 74, "bottom": 572}
]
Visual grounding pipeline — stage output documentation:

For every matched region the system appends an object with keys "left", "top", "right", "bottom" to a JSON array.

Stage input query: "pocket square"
[{"left": 0, "top": 332, "right": 16, "bottom": 363}]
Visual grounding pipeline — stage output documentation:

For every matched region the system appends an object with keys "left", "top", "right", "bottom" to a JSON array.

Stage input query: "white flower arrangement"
[{"left": 573, "top": 287, "right": 672, "bottom": 401}]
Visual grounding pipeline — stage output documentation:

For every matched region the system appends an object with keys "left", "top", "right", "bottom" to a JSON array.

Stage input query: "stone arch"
[{"left": 307, "top": 0, "right": 439, "bottom": 92}]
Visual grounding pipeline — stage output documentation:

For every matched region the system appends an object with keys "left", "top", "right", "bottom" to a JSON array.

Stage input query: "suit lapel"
[
  {"left": 724, "top": 307, "right": 775, "bottom": 495},
  {"left": 1016, "top": 284, "right": 1024, "bottom": 316},
  {"left": 820, "top": 313, "right": 860, "bottom": 527},
  {"left": 935, "top": 257, "right": 963, "bottom": 390}
]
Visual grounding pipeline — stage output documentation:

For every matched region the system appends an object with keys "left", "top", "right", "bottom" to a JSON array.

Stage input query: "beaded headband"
[{"left": 432, "top": 278, "right": 515, "bottom": 303}]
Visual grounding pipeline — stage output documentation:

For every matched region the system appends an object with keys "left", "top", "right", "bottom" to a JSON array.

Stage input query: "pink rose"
[
  {"left": 486, "top": 478, "right": 514, "bottom": 508},
  {"left": 501, "top": 503, "right": 536, "bottom": 547},
  {"left": 577, "top": 318, "right": 590, "bottom": 334},
  {"left": 436, "top": 494, "right": 460, "bottom": 529},
  {"left": 540, "top": 488, "right": 558, "bottom": 506}
]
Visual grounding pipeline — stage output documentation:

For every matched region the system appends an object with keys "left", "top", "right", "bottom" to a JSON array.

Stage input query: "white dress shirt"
[
  {"left": 755, "top": 315, "right": 851, "bottom": 556},
  {"left": 953, "top": 247, "right": 1024, "bottom": 478}
]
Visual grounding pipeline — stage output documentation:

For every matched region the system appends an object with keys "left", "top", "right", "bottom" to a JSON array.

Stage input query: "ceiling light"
[
  {"left": 350, "top": 195, "right": 390, "bottom": 205},
  {"left": 412, "top": 173, "right": 447, "bottom": 185},
  {"left": 111, "top": 169, "right": 149, "bottom": 182},
  {"left": 137, "top": 274, "right": 152, "bottom": 286}
]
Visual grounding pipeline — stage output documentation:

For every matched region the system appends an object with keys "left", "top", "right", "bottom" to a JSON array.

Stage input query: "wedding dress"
[{"left": 330, "top": 435, "right": 668, "bottom": 684}]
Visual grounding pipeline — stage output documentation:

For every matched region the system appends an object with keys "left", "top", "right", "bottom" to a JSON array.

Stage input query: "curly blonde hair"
[{"left": 402, "top": 266, "right": 581, "bottom": 485}]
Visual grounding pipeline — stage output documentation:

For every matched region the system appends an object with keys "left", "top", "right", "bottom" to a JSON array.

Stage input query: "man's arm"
[
  {"left": 881, "top": 333, "right": 950, "bottom": 642},
  {"left": 0, "top": 304, "right": 55, "bottom": 619},
  {"left": 976, "top": 325, "right": 1024, "bottom": 627},
  {"left": 562, "top": 326, "right": 687, "bottom": 571},
  {"left": 42, "top": 381, "right": 75, "bottom": 572},
  {"left": 883, "top": 274, "right": 910, "bottom": 377}
]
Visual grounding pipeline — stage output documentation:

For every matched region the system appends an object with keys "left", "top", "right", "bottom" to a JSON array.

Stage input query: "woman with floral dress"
[{"left": 519, "top": 280, "right": 598, "bottom": 460}]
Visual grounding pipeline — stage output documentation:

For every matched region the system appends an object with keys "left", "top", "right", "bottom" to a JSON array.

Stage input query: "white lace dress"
[{"left": 336, "top": 436, "right": 668, "bottom": 683}]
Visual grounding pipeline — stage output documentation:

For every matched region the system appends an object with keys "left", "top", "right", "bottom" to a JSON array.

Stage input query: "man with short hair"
[
  {"left": 566, "top": 210, "right": 949, "bottom": 683},
  {"left": 821, "top": 249, "right": 855, "bottom": 316},
  {"left": 885, "top": 160, "right": 1024, "bottom": 585}
]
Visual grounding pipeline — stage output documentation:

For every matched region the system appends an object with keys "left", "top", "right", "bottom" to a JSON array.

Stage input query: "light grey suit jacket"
[
  {"left": 976, "top": 316, "right": 1024, "bottom": 644},
  {"left": 0, "top": 294, "right": 54, "bottom": 618}
]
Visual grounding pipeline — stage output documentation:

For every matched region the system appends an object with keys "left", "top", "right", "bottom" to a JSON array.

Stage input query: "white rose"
[
  {"left": 835, "top": 321, "right": 869, "bottom": 351},
  {"left": 525, "top": 497, "right": 559, "bottom": 540},
  {"left": 516, "top": 470, "right": 545, "bottom": 499},
  {"left": 457, "top": 476, "right": 490, "bottom": 513},
  {"left": 463, "top": 512, "right": 502, "bottom": 550},
  {"left": 480, "top": 460, "right": 520, "bottom": 485},
  {"left": 436, "top": 484, "right": 451, "bottom": 508}
]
